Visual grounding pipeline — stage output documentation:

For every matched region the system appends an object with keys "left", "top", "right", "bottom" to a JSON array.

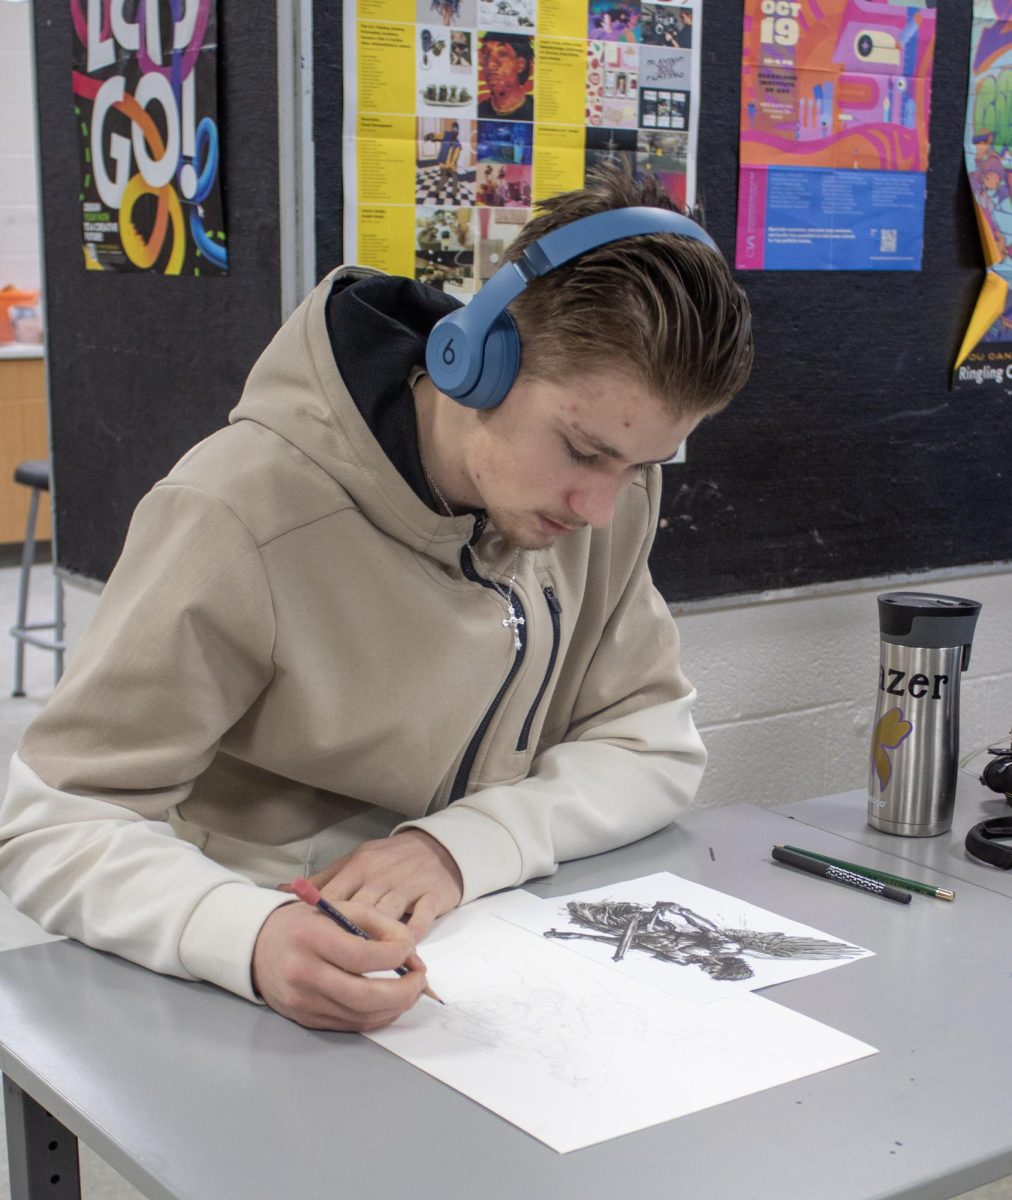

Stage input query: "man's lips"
[{"left": 538, "top": 514, "right": 581, "bottom": 534}]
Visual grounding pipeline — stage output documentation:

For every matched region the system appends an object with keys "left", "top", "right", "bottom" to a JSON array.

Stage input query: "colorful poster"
[
  {"left": 955, "top": 0, "right": 1012, "bottom": 389},
  {"left": 71, "top": 1, "right": 228, "bottom": 276},
  {"left": 736, "top": 1, "right": 936, "bottom": 271},
  {"left": 342, "top": 0, "right": 702, "bottom": 299}
]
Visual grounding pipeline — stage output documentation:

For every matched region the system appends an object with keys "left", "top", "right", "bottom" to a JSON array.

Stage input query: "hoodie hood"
[{"left": 228, "top": 266, "right": 481, "bottom": 565}]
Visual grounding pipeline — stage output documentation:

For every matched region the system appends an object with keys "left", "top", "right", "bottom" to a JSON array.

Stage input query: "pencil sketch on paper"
[
  {"left": 544, "top": 899, "right": 864, "bottom": 982},
  {"left": 430, "top": 947, "right": 745, "bottom": 1096},
  {"left": 366, "top": 906, "right": 879, "bottom": 1154},
  {"left": 433, "top": 976, "right": 687, "bottom": 1095}
]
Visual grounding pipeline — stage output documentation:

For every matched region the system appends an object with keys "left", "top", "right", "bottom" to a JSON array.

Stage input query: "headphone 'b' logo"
[{"left": 442, "top": 338, "right": 456, "bottom": 366}]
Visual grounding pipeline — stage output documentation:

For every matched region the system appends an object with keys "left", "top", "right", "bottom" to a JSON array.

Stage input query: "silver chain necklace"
[{"left": 422, "top": 461, "right": 525, "bottom": 650}]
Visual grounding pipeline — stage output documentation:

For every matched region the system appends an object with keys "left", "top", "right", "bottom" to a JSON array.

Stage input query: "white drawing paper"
[
  {"left": 365, "top": 895, "right": 877, "bottom": 1153},
  {"left": 502, "top": 871, "right": 873, "bottom": 1005}
]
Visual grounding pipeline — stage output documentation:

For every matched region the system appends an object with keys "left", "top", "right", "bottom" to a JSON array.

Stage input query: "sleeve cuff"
[
  {"left": 394, "top": 806, "right": 524, "bottom": 904},
  {"left": 177, "top": 881, "right": 296, "bottom": 1002}
]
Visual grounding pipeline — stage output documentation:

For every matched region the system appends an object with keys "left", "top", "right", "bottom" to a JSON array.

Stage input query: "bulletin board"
[
  {"left": 35, "top": 2, "right": 1008, "bottom": 602},
  {"left": 32, "top": 0, "right": 283, "bottom": 583},
  {"left": 316, "top": 1, "right": 1004, "bottom": 604},
  {"left": 647, "top": 2, "right": 1000, "bottom": 603}
]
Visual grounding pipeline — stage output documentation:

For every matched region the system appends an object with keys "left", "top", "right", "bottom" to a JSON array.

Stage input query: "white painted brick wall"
[
  {"left": 676, "top": 569, "right": 1012, "bottom": 811},
  {"left": 61, "top": 565, "right": 1012, "bottom": 812},
  {"left": 26, "top": 0, "right": 1006, "bottom": 815},
  {"left": 0, "top": 1, "right": 41, "bottom": 292}
]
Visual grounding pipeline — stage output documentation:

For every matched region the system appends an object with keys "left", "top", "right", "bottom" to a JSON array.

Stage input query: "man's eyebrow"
[{"left": 570, "top": 423, "right": 678, "bottom": 466}]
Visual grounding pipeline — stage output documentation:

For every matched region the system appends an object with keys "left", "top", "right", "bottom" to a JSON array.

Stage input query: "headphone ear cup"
[{"left": 457, "top": 309, "right": 521, "bottom": 410}]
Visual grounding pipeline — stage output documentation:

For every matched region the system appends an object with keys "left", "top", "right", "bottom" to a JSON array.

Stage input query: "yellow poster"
[{"left": 343, "top": 0, "right": 704, "bottom": 297}]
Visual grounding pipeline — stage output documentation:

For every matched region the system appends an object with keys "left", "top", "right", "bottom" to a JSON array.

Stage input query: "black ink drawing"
[{"left": 544, "top": 900, "right": 864, "bottom": 982}]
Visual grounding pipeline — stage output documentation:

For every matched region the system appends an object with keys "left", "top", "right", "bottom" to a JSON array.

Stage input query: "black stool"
[{"left": 10, "top": 459, "right": 64, "bottom": 697}]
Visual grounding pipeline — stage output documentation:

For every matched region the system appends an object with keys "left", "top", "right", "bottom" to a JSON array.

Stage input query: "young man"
[
  {"left": 477, "top": 32, "right": 535, "bottom": 121},
  {"left": 0, "top": 169, "right": 752, "bottom": 1031}
]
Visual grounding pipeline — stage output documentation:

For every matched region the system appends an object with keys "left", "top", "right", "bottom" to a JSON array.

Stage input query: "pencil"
[
  {"left": 783, "top": 844, "right": 955, "bottom": 901},
  {"left": 291, "top": 878, "right": 445, "bottom": 1004},
  {"left": 771, "top": 845, "right": 912, "bottom": 904}
]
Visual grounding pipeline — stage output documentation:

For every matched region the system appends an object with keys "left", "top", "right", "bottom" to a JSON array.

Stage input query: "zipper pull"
[
  {"left": 544, "top": 585, "right": 561, "bottom": 614},
  {"left": 469, "top": 512, "right": 487, "bottom": 545}
]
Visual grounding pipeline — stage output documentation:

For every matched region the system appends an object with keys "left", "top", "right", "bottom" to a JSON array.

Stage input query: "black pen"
[
  {"left": 783, "top": 844, "right": 955, "bottom": 901},
  {"left": 771, "top": 845, "right": 912, "bottom": 904}
]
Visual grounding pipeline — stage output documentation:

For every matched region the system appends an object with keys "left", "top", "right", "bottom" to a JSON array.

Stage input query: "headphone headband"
[
  {"left": 514, "top": 207, "right": 718, "bottom": 277},
  {"left": 965, "top": 816, "right": 1012, "bottom": 869},
  {"left": 425, "top": 206, "right": 719, "bottom": 409}
]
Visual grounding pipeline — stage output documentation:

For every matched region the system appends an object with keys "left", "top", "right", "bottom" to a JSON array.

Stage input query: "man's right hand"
[{"left": 251, "top": 901, "right": 429, "bottom": 1031}]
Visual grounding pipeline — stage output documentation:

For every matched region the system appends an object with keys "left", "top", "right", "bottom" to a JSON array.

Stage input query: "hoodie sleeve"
[
  {"left": 394, "top": 469, "right": 707, "bottom": 903},
  {"left": 0, "top": 483, "right": 292, "bottom": 1001}
]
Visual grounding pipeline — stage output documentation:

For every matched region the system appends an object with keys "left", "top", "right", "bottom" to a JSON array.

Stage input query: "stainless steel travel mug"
[{"left": 868, "top": 592, "right": 981, "bottom": 837}]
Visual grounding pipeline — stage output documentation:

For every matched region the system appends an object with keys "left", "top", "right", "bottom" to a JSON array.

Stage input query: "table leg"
[{"left": 3, "top": 1075, "right": 81, "bottom": 1199}]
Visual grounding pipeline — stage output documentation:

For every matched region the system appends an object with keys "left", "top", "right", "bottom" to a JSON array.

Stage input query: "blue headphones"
[{"left": 425, "top": 206, "right": 719, "bottom": 410}]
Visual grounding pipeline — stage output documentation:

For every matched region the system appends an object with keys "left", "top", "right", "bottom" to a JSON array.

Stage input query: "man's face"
[
  {"left": 462, "top": 370, "right": 701, "bottom": 550},
  {"left": 480, "top": 40, "right": 525, "bottom": 91}
]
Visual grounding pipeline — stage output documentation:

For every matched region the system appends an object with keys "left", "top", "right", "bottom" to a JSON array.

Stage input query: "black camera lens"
[{"left": 981, "top": 752, "right": 1012, "bottom": 799}]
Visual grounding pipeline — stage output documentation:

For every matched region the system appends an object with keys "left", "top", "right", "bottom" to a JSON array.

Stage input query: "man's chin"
[{"left": 489, "top": 510, "right": 577, "bottom": 551}]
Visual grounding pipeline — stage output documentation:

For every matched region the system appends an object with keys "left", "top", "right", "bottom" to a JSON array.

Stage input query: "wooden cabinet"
[{"left": 0, "top": 354, "right": 51, "bottom": 545}]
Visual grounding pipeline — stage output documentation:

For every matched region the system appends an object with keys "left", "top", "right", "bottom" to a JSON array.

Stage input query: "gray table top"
[
  {"left": 1, "top": 802, "right": 1010, "bottom": 1200},
  {"left": 776, "top": 773, "right": 1012, "bottom": 898}
]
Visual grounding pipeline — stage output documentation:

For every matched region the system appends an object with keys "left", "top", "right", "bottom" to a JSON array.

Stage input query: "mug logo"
[
  {"left": 872, "top": 706, "right": 913, "bottom": 790},
  {"left": 442, "top": 339, "right": 455, "bottom": 365}
]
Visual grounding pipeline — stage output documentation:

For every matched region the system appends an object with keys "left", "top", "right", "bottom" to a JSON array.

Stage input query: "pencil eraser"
[{"left": 291, "top": 878, "right": 321, "bottom": 906}]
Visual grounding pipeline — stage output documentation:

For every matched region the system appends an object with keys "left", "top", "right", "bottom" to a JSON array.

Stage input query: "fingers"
[
  {"left": 252, "top": 902, "right": 429, "bottom": 1033},
  {"left": 369, "top": 888, "right": 412, "bottom": 921},
  {"left": 338, "top": 886, "right": 439, "bottom": 932},
  {"left": 319, "top": 960, "right": 425, "bottom": 1016},
  {"left": 280, "top": 966, "right": 426, "bottom": 1032},
  {"left": 318, "top": 902, "right": 420, "bottom": 975},
  {"left": 404, "top": 893, "right": 441, "bottom": 941},
  {"left": 304, "top": 853, "right": 354, "bottom": 893},
  {"left": 316, "top": 835, "right": 463, "bottom": 919},
  {"left": 404, "top": 950, "right": 427, "bottom": 974}
]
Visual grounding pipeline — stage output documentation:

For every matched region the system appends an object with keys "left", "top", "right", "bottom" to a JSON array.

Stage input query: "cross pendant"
[{"left": 502, "top": 608, "right": 525, "bottom": 651}]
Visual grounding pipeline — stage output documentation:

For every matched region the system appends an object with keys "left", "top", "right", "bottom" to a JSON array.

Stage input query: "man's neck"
[
  {"left": 490, "top": 88, "right": 526, "bottom": 115},
  {"left": 413, "top": 373, "right": 481, "bottom": 513}
]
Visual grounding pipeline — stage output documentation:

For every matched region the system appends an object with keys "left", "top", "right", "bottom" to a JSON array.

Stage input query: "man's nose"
[{"left": 567, "top": 476, "right": 623, "bottom": 529}]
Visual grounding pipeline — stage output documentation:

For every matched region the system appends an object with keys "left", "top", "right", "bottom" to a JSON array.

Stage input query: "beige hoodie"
[{"left": 0, "top": 267, "right": 706, "bottom": 1001}]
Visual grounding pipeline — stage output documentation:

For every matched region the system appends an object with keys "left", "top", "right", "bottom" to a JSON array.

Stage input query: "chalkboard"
[
  {"left": 313, "top": 3, "right": 1005, "bottom": 604},
  {"left": 647, "top": 3, "right": 1002, "bottom": 603},
  {"left": 38, "top": 2, "right": 1009, "bottom": 601},
  {"left": 33, "top": 0, "right": 283, "bottom": 584}
]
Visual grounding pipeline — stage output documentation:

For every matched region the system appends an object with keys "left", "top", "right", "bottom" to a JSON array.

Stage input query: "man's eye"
[{"left": 564, "top": 440, "right": 597, "bottom": 465}]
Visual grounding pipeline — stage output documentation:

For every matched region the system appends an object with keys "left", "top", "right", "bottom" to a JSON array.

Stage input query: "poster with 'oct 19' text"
[{"left": 736, "top": 0, "right": 936, "bottom": 271}]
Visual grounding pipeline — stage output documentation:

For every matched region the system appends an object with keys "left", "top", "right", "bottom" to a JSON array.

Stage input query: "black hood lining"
[{"left": 325, "top": 274, "right": 462, "bottom": 508}]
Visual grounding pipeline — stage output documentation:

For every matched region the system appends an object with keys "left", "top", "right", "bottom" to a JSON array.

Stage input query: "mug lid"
[{"left": 878, "top": 591, "right": 981, "bottom": 648}]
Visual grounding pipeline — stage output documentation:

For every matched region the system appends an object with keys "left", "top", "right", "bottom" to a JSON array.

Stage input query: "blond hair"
[{"left": 504, "top": 168, "right": 753, "bottom": 416}]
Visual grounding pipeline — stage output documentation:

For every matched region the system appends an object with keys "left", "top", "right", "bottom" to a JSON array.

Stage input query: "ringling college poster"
[
  {"left": 736, "top": 0, "right": 936, "bottom": 271},
  {"left": 71, "top": 0, "right": 228, "bottom": 275},
  {"left": 342, "top": 0, "right": 702, "bottom": 300},
  {"left": 955, "top": 0, "right": 1012, "bottom": 388}
]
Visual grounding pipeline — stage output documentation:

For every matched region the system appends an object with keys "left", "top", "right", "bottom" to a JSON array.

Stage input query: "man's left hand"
[{"left": 291, "top": 830, "right": 463, "bottom": 940}]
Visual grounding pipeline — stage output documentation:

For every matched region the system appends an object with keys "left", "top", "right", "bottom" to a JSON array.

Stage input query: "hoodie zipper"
[
  {"left": 516, "top": 586, "right": 562, "bottom": 752},
  {"left": 449, "top": 542, "right": 527, "bottom": 802}
]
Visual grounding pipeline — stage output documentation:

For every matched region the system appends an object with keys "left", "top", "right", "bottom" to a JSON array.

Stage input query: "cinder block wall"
[
  {"left": 676, "top": 569, "right": 1012, "bottom": 810},
  {"left": 0, "top": 3, "right": 41, "bottom": 291},
  {"left": 62, "top": 566, "right": 1012, "bottom": 809}
]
